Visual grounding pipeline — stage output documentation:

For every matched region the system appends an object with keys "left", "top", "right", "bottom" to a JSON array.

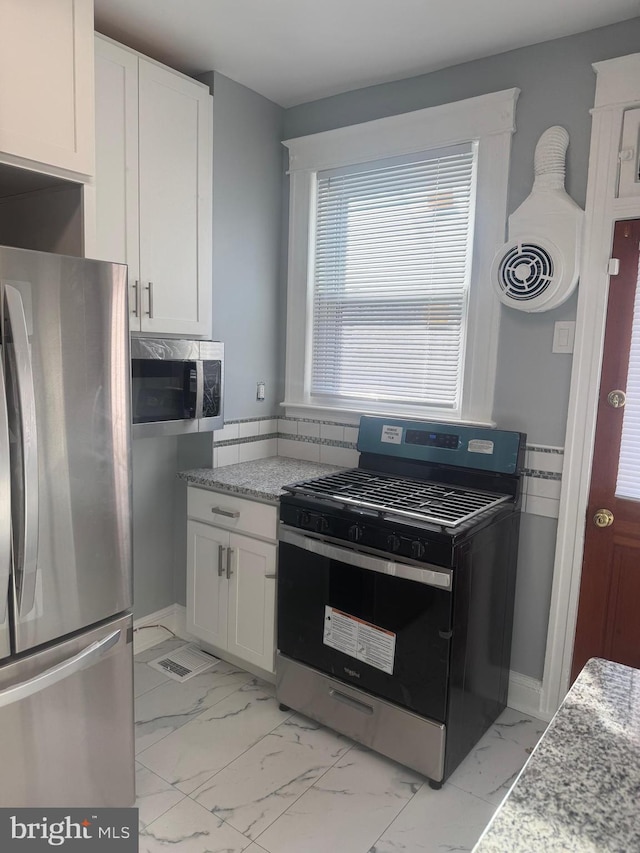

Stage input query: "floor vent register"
[{"left": 147, "top": 643, "right": 221, "bottom": 682}]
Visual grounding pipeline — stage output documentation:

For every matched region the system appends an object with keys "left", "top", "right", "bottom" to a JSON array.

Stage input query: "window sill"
[{"left": 281, "top": 400, "right": 496, "bottom": 429}]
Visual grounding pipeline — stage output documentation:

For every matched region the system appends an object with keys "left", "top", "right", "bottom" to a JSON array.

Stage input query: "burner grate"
[{"left": 287, "top": 469, "right": 511, "bottom": 527}]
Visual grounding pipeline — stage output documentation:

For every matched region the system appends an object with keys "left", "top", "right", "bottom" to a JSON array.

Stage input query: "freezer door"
[
  {"left": 0, "top": 614, "right": 134, "bottom": 807},
  {"left": 0, "top": 247, "right": 132, "bottom": 652}
]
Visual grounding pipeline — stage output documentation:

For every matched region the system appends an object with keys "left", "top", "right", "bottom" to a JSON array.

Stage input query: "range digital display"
[{"left": 405, "top": 429, "right": 459, "bottom": 449}]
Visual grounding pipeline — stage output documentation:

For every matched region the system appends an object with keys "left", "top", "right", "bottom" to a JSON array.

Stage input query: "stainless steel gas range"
[{"left": 276, "top": 416, "right": 526, "bottom": 789}]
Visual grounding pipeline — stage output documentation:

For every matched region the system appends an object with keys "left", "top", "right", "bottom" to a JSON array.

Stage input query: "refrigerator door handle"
[
  {"left": 0, "top": 629, "right": 121, "bottom": 710},
  {"left": 0, "top": 357, "right": 10, "bottom": 628},
  {"left": 4, "top": 285, "right": 39, "bottom": 618}
]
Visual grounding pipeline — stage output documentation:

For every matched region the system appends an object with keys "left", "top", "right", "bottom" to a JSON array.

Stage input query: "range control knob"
[
  {"left": 298, "top": 510, "right": 312, "bottom": 528},
  {"left": 386, "top": 533, "right": 401, "bottom": 552},
  {"left": 348, "top": 524, "right": 364, "bottom": 543},
  {"left": 411, "top": 540, "right": 426, "bottom": 560},
  {"left": 318, "top": 516, "right": 330, "bottom": 534}
]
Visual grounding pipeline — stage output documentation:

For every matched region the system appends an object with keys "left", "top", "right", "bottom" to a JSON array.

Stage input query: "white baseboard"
[
  {"left": 508, "top": 670, "right": 551, "bottom": 721},
  {"left": 134, "top": 605, "right": 553, "bottom": 723},
  {"left": 133, "top": 604, "right": 194, "bottom": 654}
]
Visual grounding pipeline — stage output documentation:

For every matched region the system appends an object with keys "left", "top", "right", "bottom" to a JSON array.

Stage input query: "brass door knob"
[
  {"left": 593, "top": 508, "right": 614, "bottom": 528},
  {"left": 607, "top": 390, "right": 626, "bottom": 408}
]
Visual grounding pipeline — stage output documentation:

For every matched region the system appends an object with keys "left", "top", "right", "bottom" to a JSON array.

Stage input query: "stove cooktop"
[{"left": 283, "top": 468, "right": 512, "bottom": 528}]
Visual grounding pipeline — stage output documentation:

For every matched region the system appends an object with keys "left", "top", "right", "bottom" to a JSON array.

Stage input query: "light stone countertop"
[
  {"left": 473, "top": 657, "right": 640, "bottom": 852},
  {"left": 178, "top": 456, "right": 345, "bottom": 503}
]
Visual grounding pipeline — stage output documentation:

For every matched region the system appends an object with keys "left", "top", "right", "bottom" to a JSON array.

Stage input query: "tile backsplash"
[
  {"left": 213, "top": 416, "right": 359, "bottom": 469},
  {"left": 213, "top": 418, "right": 564, "bottom": 519}
]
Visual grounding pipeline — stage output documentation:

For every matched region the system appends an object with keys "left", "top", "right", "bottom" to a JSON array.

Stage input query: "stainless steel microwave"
[{"left": 131, "top": 338, "right": 224, "bottom": 438}]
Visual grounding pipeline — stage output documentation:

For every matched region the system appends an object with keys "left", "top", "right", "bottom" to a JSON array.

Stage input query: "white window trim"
[{"left": 282, "top": 88, "right": 519, "bottom": 424}]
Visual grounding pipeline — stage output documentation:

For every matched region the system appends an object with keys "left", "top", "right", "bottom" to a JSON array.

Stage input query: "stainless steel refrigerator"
[{"left": 0, "top": 246, "right": 134, "bottom": 807}]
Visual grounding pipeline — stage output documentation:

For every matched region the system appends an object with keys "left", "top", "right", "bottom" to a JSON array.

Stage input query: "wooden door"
[{"left": 572, "top": 219, "right": 640, "bottom": 680}]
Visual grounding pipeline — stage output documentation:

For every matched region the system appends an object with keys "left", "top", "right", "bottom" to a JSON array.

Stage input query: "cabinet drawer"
[{"left": 188, "top": 487, "right": 277, "bottom": 540}]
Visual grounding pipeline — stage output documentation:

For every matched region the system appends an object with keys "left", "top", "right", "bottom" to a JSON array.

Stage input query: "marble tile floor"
[{"left": 134, "top": 639, "right": 547, "bottom": 853}]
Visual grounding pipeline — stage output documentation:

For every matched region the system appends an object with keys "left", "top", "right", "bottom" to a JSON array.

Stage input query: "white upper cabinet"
[
  {"left": 0, "top": 0, "right": 94, "bottom": 177},
  {"left": 94, "top": 35, "right": 213, "bottom": 338}
]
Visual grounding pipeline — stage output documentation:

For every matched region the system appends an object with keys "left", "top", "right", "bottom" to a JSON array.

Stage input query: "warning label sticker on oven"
[
  {"left": 468, "top": 439, "right": 494, "bottom": 455},
  {"left": 381, "top": 425, "right": 403, "bottom": 444},
  {"left": 323, "top": 606, "right": 396, "bottom": 675}
]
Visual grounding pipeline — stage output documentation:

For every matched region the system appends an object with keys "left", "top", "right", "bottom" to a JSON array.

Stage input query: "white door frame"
[{"left": 541, "top": 53, "right": 640, "bottom": 717}]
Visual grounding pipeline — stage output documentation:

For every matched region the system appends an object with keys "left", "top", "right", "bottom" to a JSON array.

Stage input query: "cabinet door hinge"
[{"left": 608, "top": 258, "right": 620, "bottom": 276}]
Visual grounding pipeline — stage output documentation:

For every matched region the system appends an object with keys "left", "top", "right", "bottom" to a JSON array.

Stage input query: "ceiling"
[{"left": 94, "top": 0, "right": 640, "bottom": 108}]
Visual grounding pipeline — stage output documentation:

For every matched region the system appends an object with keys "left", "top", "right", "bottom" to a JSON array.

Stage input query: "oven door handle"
[{"left": 279, "top": 527, "right": 451, "bottom": 590}]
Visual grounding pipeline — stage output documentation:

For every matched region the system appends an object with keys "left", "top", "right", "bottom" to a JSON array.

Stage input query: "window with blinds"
[
  {"left": 310, "top": 144, "right": 476, "bottom": 410},
  {"left": 616, "top": 255, "right": 640, "bottom": 500}
]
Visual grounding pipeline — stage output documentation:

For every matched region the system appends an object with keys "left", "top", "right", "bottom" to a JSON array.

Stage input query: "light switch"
[{"left": 552, "top": 321, "right": 575, "bottom": 354}]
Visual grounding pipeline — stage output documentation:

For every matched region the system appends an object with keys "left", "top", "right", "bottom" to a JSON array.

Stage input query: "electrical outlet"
[{"left": 256, "top": 381, "right": 266, "bottom": 401}]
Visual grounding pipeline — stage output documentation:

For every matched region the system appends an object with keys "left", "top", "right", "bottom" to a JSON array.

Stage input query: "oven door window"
[
  {"left": 131, "top": 359, "right": 197, "bottom": 423},
  {"left": 277, "top": 540, "right": 452, "bottom": 722}
]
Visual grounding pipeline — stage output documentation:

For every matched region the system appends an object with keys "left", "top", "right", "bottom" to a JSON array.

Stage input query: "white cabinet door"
[
  {"left": 186, "top": 521, "right": 229, "bottom": 650},
  {"left": 93, "top": 37, "right": 140, "bottom": 326},
  {"left": 0, "top": 0, "right": 94, "bottom": 176},
  {"left": 138, "top": 59, "right": 212, "bottom": 336},
  {"left": 226, "top": 534, "right": 276, "bottom": 673},
  {"left": 93, "top": 36, "right": 212, "bottom": 336}
]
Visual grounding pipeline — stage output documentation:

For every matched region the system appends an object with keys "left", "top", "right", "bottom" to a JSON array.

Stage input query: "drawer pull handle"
[
  {"left": 211, "top": 507, "right": 240, "bottom": 519},
  {"left": 264, "top": 573, "right": 277, "bottom": 579},
  {"left": 329, "top": 688, "right": 374, "bottom": 716}
]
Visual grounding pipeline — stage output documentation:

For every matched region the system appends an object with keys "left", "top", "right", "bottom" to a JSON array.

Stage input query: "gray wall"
[
  {"left": 203, "top": 71, "right": 285, "bottom": 419},
  {"left": 133, "top": 72, "right": 285, "bottom": 620},
  {"left": 133, "top": 20, "right": 640, "bottom": 676},
  {"left": 281, "top": 18, "right": 640, "bottom": 680},
  {"left": 284, "top": 17, "right": 640, "bottom": 447}
]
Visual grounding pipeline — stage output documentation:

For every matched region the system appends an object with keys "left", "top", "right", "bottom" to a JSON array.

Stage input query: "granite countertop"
[
  {"left": 473, "top": 657, "right": 640, "bottom": 852},
  {"left": 178, "top": 456, "right": 345, "bottom": 503}
]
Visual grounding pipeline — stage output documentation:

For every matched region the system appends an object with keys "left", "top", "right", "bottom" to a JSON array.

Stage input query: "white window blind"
[
  {"left": 311, "top": 144, "right": 476, "bottom": 409},
  {"left": 616, "top": 255, "right": 640, "bottom": 500}
]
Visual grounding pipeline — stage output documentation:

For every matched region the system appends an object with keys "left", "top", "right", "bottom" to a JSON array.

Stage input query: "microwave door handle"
[
  {"left": 195, "top": 360, "right": 204, "bottom": 419},
  {"left": 4, "top": 285, "right": 39, "bottom": 618},
  {"left": 0, "top": 357, "right": 10, "bottom": 627}
]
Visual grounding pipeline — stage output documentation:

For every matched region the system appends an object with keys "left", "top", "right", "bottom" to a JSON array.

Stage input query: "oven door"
[{"left": 277, "top": 526, "right": 453, "bottom": 722}]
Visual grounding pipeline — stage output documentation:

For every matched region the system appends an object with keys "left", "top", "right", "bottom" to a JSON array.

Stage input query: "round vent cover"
[{"left": 491, "top": 236, "right": 567, "bottom": 312}]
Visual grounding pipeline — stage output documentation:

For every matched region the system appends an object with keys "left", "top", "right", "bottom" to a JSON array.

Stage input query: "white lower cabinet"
[{"left": 186, "top": 490, "right": 277, "bottom": 675}]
